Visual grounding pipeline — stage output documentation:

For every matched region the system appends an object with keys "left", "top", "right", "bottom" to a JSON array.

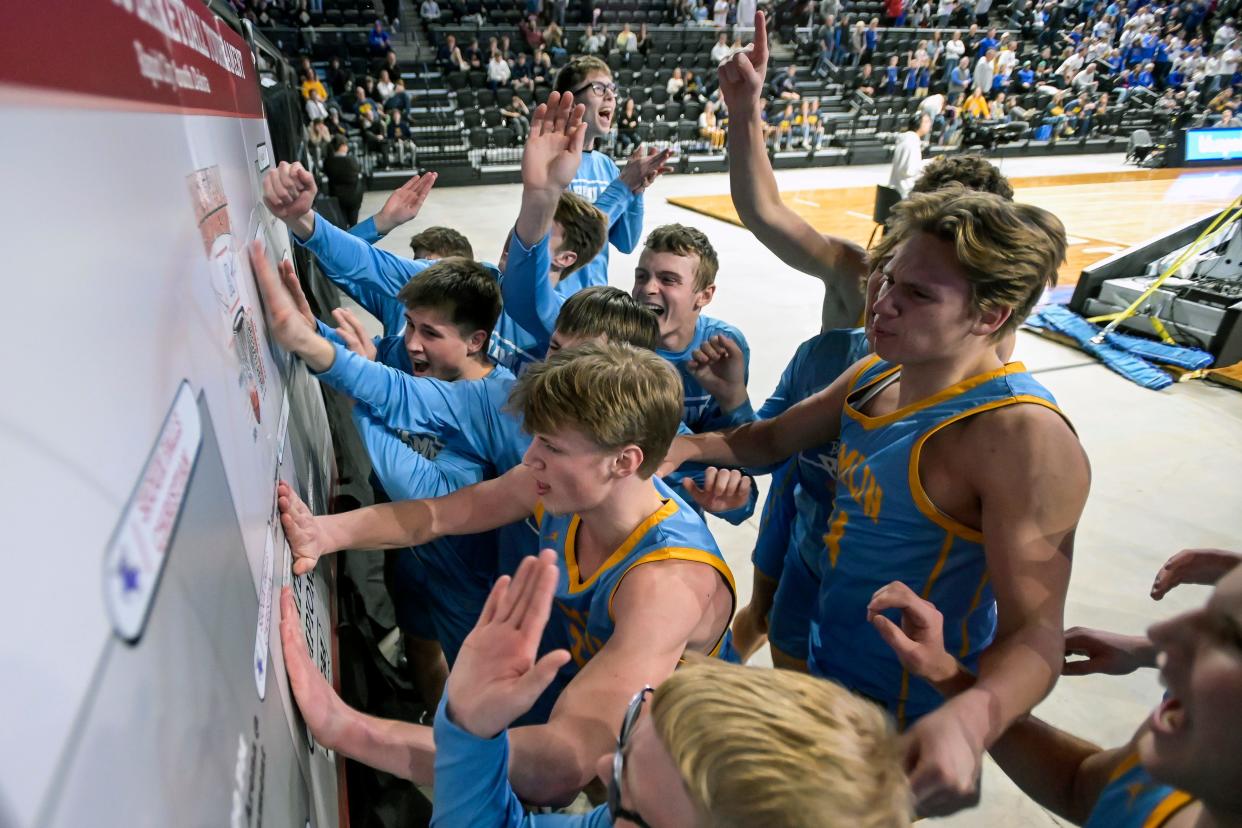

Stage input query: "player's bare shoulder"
[
  {"left": 961, "top": 401, "right": 1090, "bottom": 496},
  {"left": 612, "top": 558, "right": 733, "bottom": 652}
]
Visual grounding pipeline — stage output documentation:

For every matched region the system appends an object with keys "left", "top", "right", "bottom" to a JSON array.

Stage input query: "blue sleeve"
[
  {"left": 663, "top": 460, "right": 759, "bottom": 526},
  {"left": 296, "top": 211, "right": 429, "bottom": 334},
  {"left": 316, "top": 318, "right": 346, "bottom": 347},
  {"left": 375, "top": 334, "right": 413, "bottom": 372},
  {"left": 500, "top": 232, "right": 561, "bottom": 346},
  {"left": 349, "top": 215, "right": 383, "bottom": 243},
  {"left": 352, "top": 408, "right": 473, "bottom": 501},
  {"left": 592, "top": 175, "right": 643, "bottom": 255},
  {"left": 431, "top": 698, "right": 605, "bottom": 828},
  {"left": 317, "top": 340, "right": 475, "bottom": 443}
]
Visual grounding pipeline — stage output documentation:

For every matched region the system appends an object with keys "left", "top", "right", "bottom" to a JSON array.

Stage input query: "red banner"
[{"left": 0, "top": 0, "right": 263, "bottom": 118}]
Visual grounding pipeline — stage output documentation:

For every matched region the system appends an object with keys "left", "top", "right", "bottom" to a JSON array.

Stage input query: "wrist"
[
  {"left": 943, "top": 688, "right": 996, "bottom": 751},
  {"left": 289, "top": 211, "right": 316, "bottom": 242},
  {"left": 372, "top": 211, "right": 394, "bottom": 236}
]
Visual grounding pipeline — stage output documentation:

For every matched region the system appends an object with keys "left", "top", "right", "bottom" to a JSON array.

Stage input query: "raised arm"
[
  {"left": 505, "top": 559, "right": 723, "bottom": 804},
  {"left": 503, "top": 93, "right": 587, "bottom": 342},
  {"left": 351, "top": 172, "right": 439, "bottom": 241},
  {"left": 263, "top": 161, "right": 430, "bottom": 330},
  {"left": 718, "top": 13, "right": 867, "bottom": 328}
]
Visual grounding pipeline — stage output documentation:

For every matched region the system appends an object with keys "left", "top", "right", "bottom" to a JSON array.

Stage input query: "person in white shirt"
[
  {"left": 305, "top": 88, "right": 329, "bottom": 122},
  {"left": 420, "top": 0, "right": 442, "bottom": 21},
  {"left": 996, "top": 41, "right": 1017, "bottom": 76},
  {"left": 973, "top": 49, "right": 995, "bottom": 92},
  {"left": 714, "top": 0, "right": 731, "bottom": 27},
  {"left": 736, "top": 0, "right": 757, "bottom": 26},
  {"left": 376, "top": 69, "right": 396, "bottom": 101},
  {"left": 943, "top": 31, "right": 966, "bottom": 81},
  {"left": 1214, "top": 19, "right": 1237, "bottom": 49},
  {"left": 711, "top": 32, "right": 732, "bottom": 63},
  {"left": 889, "top": 112, "right": 930, "bottom": 197},
  {"left": 487, "top": 51, "right": 511, "bottom": 88}
]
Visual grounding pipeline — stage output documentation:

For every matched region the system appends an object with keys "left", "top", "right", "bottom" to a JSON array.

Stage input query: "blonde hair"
[
  {"left": 645, "top": 223, "right": 719, "bottom": 292},
  {"left": 555, "top": 192, "right": 608, "bottom": 278},
  {"left": 554, "top": 286, "right": 660, "bottom": 350},
  {"left": 878, "top": 184, "right": 1065, "bottom": 337},
  {"left": 509, "top": 342, "right": 681, "bottom": 477},
  {"left": 651, "top": 657, "right": 911, "bottom": 828}
]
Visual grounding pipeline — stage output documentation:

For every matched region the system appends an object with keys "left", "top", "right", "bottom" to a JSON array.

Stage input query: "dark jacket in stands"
[{"left": 323, "top": 152, "right": 364, "bottom": 226}]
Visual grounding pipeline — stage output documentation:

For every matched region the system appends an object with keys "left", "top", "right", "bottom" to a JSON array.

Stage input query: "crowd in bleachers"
[{"left": 255, "top": 0, "right": 1242, "bottom": 184}]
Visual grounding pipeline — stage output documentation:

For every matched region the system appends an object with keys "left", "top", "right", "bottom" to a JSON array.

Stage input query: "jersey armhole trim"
[{"left": 907, "top": 394, "right": 1066, "bottom": 543}]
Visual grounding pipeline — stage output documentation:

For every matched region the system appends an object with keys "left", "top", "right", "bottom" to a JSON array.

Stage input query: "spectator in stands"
[
  {"left": 772, "top": 64, "right": 800, "bottom": 99},
  {"left": 853, "top": 62, "right": 877, "bottom": 95},
  {"left": 949, "top": 55, "right": 972, "bottom": 97},
  {"left": 306, "top": 87, "right": 329, "bottom": 123},
  {"left": 712, "top": 32, "right": 733, "bottom": 63},
  {"left": 385, "top": 78, "right": 411, "bottom": 112},
  {"left": 636, "top": 23, "right": 653, "bottom": 55},
  {"left": 974, "top": 48, "right": 997, "bottom": 92},
  {"left": 943, "top": 29, "right": 966, "bottom": 80},
  {"left": 617, "top": 22, "right": 637, "bottom": 53},
  {"left": 581, "top": 25, "right": 605, "bottom": 55},
  {"left": 544, "top": 21, "right": 566, "bottom": 60},
  {"left": 1072, "top": 61, "right": 1099, "bottom": 95},
  {"left": 360, "top": 108, "right": 389, "bottom": 160},
  {"left": 962, "top": 86, "right": 992, "bottom": 119},
  {"left": 1216, "top": 108, "right": 1237, "bottom": 127},
  {"left": 915, "top": 56, "right": 932, "bottom": 97},
  {"left": 533, "top": 47, "right": 554, "bottom": 82},
  {"left": 774, "top": 102, "right": 797, "bottom": 149},
  {"left": 325, "top": 109, "right": 347, "bottom": 138},
  {"left": 375, "top": 49, "right": 402, "bottom": 83},
  {"left": 700, "top": 99, "right": 727, "bottom": 148},
  {"left": 684, "top": 70, "right": 705, "bottom": 101},
  {"left": 883, "top": 0, "right": 902, "bottom": 27},
  {"left": 327, "top": 57, "right": 352, "bottom": 102},
  {"left": 487, "top": 50, "right": 511, "bottom": 90},
  {"left": 300, "top": 67, "right": 327, "bottom": 103},
  {"left": 1015, "top": 59, "right": 1035, "bottom": 91},
  {"left": 420, "top": 0, "right": 441, "bottom": 23},
  {"left": 882, "top": 55, "right": 901, "bottom": 94},
  {"left": 377, "top": 69, "right": 396, "bottom": 101},
  {"left": 307, "top": 119, "right": 331, "bottom": 164},
  {"left": 864, "top": 18, "right": 879, "bottom": 63},
  {"left": 437, "top": 34, "right": 459, "bottom": 72},
  {"left": 368, "top": 19, "right": 391, "bottom": 55},
  {"left": 520, "top": 14, "right": 544, "bottom": 50},
  {"left": 848, "top": 20, "right": 867, "bottom": 67},
  {"left": 617, "top": 98, "right": 642, "bottom": 154},
  {"left": 352, "top": 85, "right": 380, "bottom": 120},
  {"left": 1041, "top": 89, "right": 1072, "bottom": 142},
  {"left": 1209, "top": 88, "right": 1237, "bottom": 115},
  {"left": 501, "top": 95, "right": 532, "bottom": 141},
  {"left": 511, "top": 52, "right": 536, "bottom": 91},
  {"left": 737, "top": 0, "right": 757, "bottom": 26},
  {"left": 889, "top": 113, "right": 930, "bottom": 196},
  {"left": 693, "top": 0, "right": 711, "bottom": 24},
  {"left": 387, "top": 108, "right": 415, "bottom": 165},
  {"left": 714, "top": 0, "right": 731, "bottom": 27},
  {"left": 322, "top": 136, "right": 364, "bottom": 225},
  {"left": 668, "top": 66, "right": 687, "bottom": 97},
  {"left": 1065, "top": 91, "right": 1097, "bottom": 136},
  {"left": 498, "top": 35, "right": 517, "bottom": 63},
  {"left": 550, "top": 0, "right": 567, "bottom": 26},
  {"left": 796, "top": 98, "right": 824, "bottom": 148},
  {"left": 1135, "top": 60, "right": 1156, "bottom": 89}
]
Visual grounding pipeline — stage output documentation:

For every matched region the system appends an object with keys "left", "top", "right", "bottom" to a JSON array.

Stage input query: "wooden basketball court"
[{"left": 667, "top": 166, "right": 1242, "bottom": 285}]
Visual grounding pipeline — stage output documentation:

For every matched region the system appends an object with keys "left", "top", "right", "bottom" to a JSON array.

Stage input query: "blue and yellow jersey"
[
  {"left": 521, "top": 477, "right": 736, "bottom": 724},
  {"left": 808, "top": 357, "right": 1068, "bottom": 725},
  {"left": 1085, "top": 752, "right": 1195, "bottom": 828}
]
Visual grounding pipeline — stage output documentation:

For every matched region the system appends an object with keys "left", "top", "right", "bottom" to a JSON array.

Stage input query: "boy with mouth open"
[
  {"left": 274, "top": 342, "right": 737, "bottom": 807},
  {"left": 551, "top": 56, "right": 675, "bottom": 289}
]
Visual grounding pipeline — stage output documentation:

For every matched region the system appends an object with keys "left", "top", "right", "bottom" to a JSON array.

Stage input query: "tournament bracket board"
[{"left": 0, "top": 3, "right": 343, "bottom": 827}]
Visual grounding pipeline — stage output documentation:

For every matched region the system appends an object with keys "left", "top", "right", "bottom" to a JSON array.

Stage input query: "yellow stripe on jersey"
[
  {"left": 564, "top": 498, "right": 680, "bottom": 594},
  {"left": 895, "top": 531, "right": 957, "bottom": 728},
  {"left": 850, "top": 361, "right": 1031, "bottom": 431},
  {"left": 906, "top": 393, "right": 1067, "bottom": 543},
  {"left": 959, "top": 571, "right": 991, "bottom": 658},
  {"left": 1143, "top": 790, "right": 1195, "bottom": 827},
  {"left": 606, "top": 547, "right": 737, "bottom": 655}
]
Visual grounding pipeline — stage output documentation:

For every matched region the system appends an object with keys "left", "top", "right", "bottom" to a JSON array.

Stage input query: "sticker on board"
[{"left": 104, "top": 381, "right": 203, "bottom": 643}]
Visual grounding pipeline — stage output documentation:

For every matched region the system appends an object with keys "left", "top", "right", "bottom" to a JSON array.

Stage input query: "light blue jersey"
[
  {"left": 569, "top": 149, "right": 643, "bottom": 288},
  {"left": 664, "top": 316, "right": 754, "bottom": 433},
  {"left": 353, "top": 408, "right": 496, "bottom": 664},
  {"left": 521, "top": 477, "right": 735, "bottom": 724},
  {"left": 1084, "top": 753, "right": 1195, "bottom": 828},
  {"left": 808, "top": 358, "right": 1067, "bottom": 725},
  {"left": 297, "top": 211, "right": 538, "bottom": 374},
  {"left": 747, "top": 329, "right": 871, "bottom": 661}
]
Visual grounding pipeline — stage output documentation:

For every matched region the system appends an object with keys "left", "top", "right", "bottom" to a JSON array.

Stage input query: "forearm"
[
  {"left": 507, "top": 721, "right": 610, "bottom": 805},
  {"left": 728, "top": 107, "right": 790, "bottom": 239},
  {"left": 321, "top": 498, "right": 437, "bottom": 551},
  {"left": 514, "top": 187, "right": 560, "bottom": 250},
  {"left": 335, "top": 705, "right": 437, "bottom": 783},
  {"left": 677, "top": 419, "right": 785, "bottom": 470}
]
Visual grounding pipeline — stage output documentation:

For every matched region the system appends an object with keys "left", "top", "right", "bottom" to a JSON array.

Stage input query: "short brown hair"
[
  {"left": 885, "top": 184, "right": 1065, "bottom": 337},
  {"left": 554, "top": 286, "right": 660, "bottom": 350},
  {"left": 912, "top": 154, "right": 1014, "bottom": 200},
  {"left": 651, "top": 656, "right": 910, "bottom": 828},
  {"left": 396, "top": 257, "right": 502, "bottom": 336},
  {"left": 644, "top": 223, "right": 719, "bottom": 291},
  {"left": 410, "top": 226, "right": 474, "bottom": 259},
  {"left": 555, "top": 192, "right": 608, "bottom": 278},
  {"left": 554, "top": 56, "right": 612, "bottom": 93},
  {"left": 509, "top": 342, "right": 681, "bottom": 477}
]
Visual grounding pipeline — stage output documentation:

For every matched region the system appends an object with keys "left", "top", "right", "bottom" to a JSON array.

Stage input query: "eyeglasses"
[
  {"left": 573, "top": 80, "right": 619, "bottom": 99},
  {"left": 607, "top": 686, "right": 653, "bottom": 828}
]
